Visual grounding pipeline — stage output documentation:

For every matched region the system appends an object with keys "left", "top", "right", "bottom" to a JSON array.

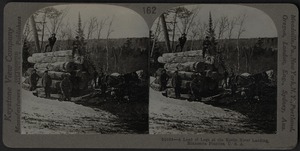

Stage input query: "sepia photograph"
[
  {"left": 21, "top": 4, "right": 149, "bottom": 134},
  {"left": 149, "top": 4, "right": 277, "bottom": 134}
]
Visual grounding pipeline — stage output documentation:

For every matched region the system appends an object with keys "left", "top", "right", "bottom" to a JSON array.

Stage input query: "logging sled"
[
  {"left": 152, "top": 49, "right": 276, "bottom": 103},
  {"left": 23, "top": 50, "right": 147, "bottom": 103}
]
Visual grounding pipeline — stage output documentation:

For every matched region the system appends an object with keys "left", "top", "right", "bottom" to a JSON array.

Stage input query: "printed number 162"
[{"left": 143, "top": 7, "right": 156, "bottom": 14}]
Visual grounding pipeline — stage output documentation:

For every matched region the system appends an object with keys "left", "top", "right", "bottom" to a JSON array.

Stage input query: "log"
[
  {"left": 32, "top": 50, "right": 73, "bottom": 58},
  {"left": 166, "top": 70, "right": 195, "bottom": 80},
  {"left": 164, "top": 62, "right": 206, "bottom": 72},
  {"left": 28, "top": 56, "right": 73, "bottom": 63},
  {"left": 34, "top": 62, "right": 76, "bottom": 72},
  {"left": 36, "top": 70, "right": 70, "bottom": 80},
  {"left": 162, "top": 50, "right": 203, "bottom": 58},
  {"left": 158, "top": 56, "right": 205, "bottom": 64}
]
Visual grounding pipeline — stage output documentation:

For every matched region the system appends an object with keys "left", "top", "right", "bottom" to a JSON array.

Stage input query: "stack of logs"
[
  {"left": 22, "top": 50, "right": 94, "bottom": 98},
  {"left": 151, "top": 50, "right": 226, "bottom": 99}
]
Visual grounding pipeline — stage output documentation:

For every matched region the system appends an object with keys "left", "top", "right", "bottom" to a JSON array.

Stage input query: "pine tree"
[
  {"left": 206, "top": 12, "right": 217, "bottom": 54},
  {"left": 76, "top": 12, "right": 85, "bottom": 40}
]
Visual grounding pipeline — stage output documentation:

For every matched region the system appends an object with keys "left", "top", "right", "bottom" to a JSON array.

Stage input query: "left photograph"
[{"left": 21, "top": 4, "right": 149, "bottom": 134}]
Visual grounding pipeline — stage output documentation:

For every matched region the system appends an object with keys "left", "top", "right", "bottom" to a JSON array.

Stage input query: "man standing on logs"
[
  {"left": 60, "top": 74, "right": 73, "bottom": 101},
  {"left": 44, "top": 33, "right": 57, "bottom": 52},
  {"left": 72, "top": 36, "right": 82, "bottom": 56},
  {"left": 172, "top": 70, "right": 182, "bottom": 99},
  {"left": 29, "top": 69, "right": 40, "bottom": 91},
  {"left": 42, "top": 70, "right": 52, "bottom": 98},
  {"left": 160, "top": 69, "right": 169, "bottom": 91},
  {"left": 175, "top": 33, "right": 187, "bottom": 52},
  {"left": 202, "top": 36, "right": 211, "bottom": 58}
]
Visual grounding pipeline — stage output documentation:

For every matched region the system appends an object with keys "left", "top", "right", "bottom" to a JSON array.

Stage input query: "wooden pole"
[
  {"left": 160, "top": 14, "right": 171, "bottom": 53},
  {"left": 30, "top": 15, "right": 41, "bottom": 53}
]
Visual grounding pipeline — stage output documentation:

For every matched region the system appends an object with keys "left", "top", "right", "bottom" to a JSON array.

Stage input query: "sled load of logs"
[
  {"left": 22, "top": 50, "right": 95, "bottom": 99},
  {"left": 151, "top": 50, "right": 226, "bottom": 99}
]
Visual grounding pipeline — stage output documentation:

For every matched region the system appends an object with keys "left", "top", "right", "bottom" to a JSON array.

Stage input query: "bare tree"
[
  {"left": 96, "top": 17, "right": 108, "bottom": 40},
  {"left": 23, "top": 20, "right": 32, "bottom": 42},
  {"left": 112, "top": 46, "right": 123, "bottom": 72},
  {"left": 236, "top": 13, "right": 247, "bottom": 72},
  {"left": 86, "top": 17, "right": 98, "bottom": 40},
  {"left": 243, "top": 46, "right": 254, "bottom": 72},
  {"left": 45, "top": 7, "right": 69, "bottom": 36},
  {"left": 217, "top": 16, "right": 229, "bottom": 39},
  {"left": 105, "top": 16, "right": 114, "bottom": 72},
  {"left": 30, "top": 15, "right": 41, "bottom": 52}
]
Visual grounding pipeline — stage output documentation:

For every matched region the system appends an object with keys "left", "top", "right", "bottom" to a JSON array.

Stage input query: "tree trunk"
[
  {"left": 34, "top": 62, "right": 76, "bottom": 72},
  {"left": 171, "top": 13, "right": 177, "bottom": 50},
  {"left": 30, "top": 15, "right": 41, "bottom": 53},
  {"left": 160, "top": 14, "right": 171, "bottom": 53},
  {"left": 164, "top": 62, "right": 206, "bottom": 72}
]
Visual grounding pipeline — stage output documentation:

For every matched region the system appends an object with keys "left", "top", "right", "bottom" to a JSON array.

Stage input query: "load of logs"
[
  {"left": 22, "top": 50, "right": 94, "bottom": 99},
  {"left": 151, "top": 50, "right": 226, "bottom": 99}
]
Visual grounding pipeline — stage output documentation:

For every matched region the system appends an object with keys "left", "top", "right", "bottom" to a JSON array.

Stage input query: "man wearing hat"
[
  {"left": 29, "top": 69, "right": 40, "bottom": 91},
  {"left": 159, "top": 69, "right": 169, "bottom": 91},
  {"left": 176, "top": 33, "right": 187, "bottom": 52},
  {"left": 171, "top": 70, "right": 182, "bottom": 99},
  {"left": 44, "top": 33, "right": 57, "bottom": 52},
  {"left": 41, "top": 70, "right": 52, "bottom": 98},
  {"left": 60, "top": 74, "right": 72, "bottom": 101}
]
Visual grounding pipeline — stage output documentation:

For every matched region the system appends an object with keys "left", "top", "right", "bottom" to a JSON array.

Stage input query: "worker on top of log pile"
[
  {"left": 160, "top": 69, "right": 169, "bottom": 91},
  {"left": 44, "top": 33, "right": 57, "bottom": 52},
  {"left": 171, "top": 70, "right": 182, "bottom": 99},
  {"left": 41, "top": 70, "right": 52, "bottom": 98},
  {"left": 60, "top": 74, "right": 73, "bottom": 101},
  {"left": 175, "top": 33, "right": 187, "bottom": 52},
  {"left": 29, "top": 69, "right": 40, "bottom": 91},
  {"left": 72, "top": 36, "right": 82, "bottom": 56},
  {"left": 202, "top": 36, "right": 211, "bottom": 58}
]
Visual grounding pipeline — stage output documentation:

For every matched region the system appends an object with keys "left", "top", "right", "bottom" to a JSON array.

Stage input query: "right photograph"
[{"left": 149, "top": 4, "right": 277, "bottom": 134}]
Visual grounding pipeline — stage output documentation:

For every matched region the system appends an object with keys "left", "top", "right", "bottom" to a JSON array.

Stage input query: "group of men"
[
  {"left": 29, "top": 69, "right": 73, "bottom": 101},
  {"left": 174, "top": 33, "right": 214, "bottom": 58},
  {"left": 160, "top": 69, "right": 182, "bottom": 99},
  {"left": 44, "top": 33, "right": 83, "bottom": 56}
]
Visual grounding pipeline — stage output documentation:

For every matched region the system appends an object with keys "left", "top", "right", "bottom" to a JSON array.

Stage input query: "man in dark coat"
[
  {"left": 190, "top": 74, "right": 203, "bottom": 101},
  {"left": 202, "top": 36, "right": 211, "bottom": 58},
  {"left": 60, "top": 74, "right": 73, "bottom": 101},
  {"left": 100, "top": 74, "right": 108, "bottom": 100},
  {"left": 72, "top": 36, "right": 82, "bottom": 56},
  {"left": 176, "top": 33, "right": 187, "bottom": 52},
  {"left": 41, "top": 70, "right": 52, "bottom": 98},
  {"left": 171, "top": 71, "right": 182, "bottom": 98},
  {"left": 29, "top": 69, "right": 40, "bottom": 91},
  {"left": 44, "top": 33, "right": 57, "bottom": 52},
  {"left": 160, "top": 69, "right": 169, "bottom": 91}
]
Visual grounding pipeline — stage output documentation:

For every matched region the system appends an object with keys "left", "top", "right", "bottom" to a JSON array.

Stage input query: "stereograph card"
[{"left": 1, "top": 2, "right": 299, "bottom": 150}]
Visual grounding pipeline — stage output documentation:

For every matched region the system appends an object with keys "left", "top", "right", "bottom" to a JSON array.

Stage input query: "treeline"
[
  {"left": 151, "top": 37, "right": 277, "bottom": 75},
  {"left": 23, "top": 37, "right": 149, "bottom": 74}
]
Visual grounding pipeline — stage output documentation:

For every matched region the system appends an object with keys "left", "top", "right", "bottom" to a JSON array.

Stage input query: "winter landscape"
[
  {"left": 21, "top": 4, "right": 149, "bottom": 134},
  {"left": 149, "top": 4, "right": 277, "bottom": 134}
]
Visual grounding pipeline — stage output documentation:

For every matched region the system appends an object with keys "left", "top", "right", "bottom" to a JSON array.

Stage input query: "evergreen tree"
[
  {"left": 206, "top": 12, "right": 217, "bottom": 54},
  {"left": 76, "top": 12, "right": 85, "bottom": 41}
]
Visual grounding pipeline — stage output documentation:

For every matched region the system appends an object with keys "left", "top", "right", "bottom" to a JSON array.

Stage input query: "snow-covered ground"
[
  {"left": 149, "top": 77, "right": 261, "bottom": 134},
  {"left": 21, "top": 90, "right": 131, "bottom": 134}
]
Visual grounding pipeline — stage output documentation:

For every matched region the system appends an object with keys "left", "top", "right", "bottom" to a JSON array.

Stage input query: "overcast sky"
[
  {"left": 35, "top": 4, "right": 149, "bottom": 39},
  {"left": 30, "top": 4, "right": 277, "bottom": 40},
  {"left": 152, "top": 4, "right": 278, "bottom": 39}
]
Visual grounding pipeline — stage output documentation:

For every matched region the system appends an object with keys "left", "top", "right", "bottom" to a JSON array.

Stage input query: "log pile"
[
  {"left": 152, "top": 50, "right": 226, "bottom": 99},
  {"left": 23, "top": 50, "right": 94, "bottom": 98}
]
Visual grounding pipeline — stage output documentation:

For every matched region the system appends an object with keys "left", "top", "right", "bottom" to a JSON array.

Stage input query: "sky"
[
  {"left": 151, "top": 4, "right": 278, "bottom": 40},
  {"left": 29, "top": 4, "right": 277, "bottom": 40},
  {"left": 33, "top": 4, "right": 149, "bottom": 39}
]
